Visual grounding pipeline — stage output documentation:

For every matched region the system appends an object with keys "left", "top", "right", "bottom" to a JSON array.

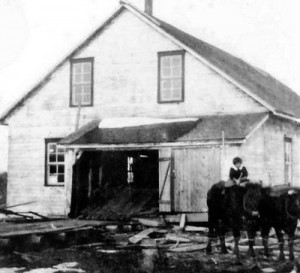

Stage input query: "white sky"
[{"left": 0, "top": 0, "right": 300, "bottom": 171}]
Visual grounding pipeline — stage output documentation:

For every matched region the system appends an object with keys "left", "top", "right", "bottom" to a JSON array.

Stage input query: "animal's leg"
[
  {"left": 288, "top": 235, "right": 295, "bottom": 261},
  {"left": 247, "top": 230, "right": 256, "bottom": 257},
  {"left": 206, "top": 216, "right": 215, "bottom": 255},
  {"left": 276, "top": 229, "right": 285, "bottom": 261},
  {"left": 261, "top": 226, "right": 271, "bottom": 258},
  {"left": 233, "top": 229, "right": 240, "bottom": 259},
  {"left": 218, "top": 220, "right": 228, "bottom": 254},
  {"left": 206, "top": 237, "right": 213, "bottom": 255}
]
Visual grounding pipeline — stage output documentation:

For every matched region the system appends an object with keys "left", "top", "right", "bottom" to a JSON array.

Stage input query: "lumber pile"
[{"left": 0, "top": 219, "right": 115, "bottom": 238}]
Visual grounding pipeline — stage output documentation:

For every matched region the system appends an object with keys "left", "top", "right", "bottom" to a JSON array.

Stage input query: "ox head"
[
  {"left": 286, "top": 189, "right": 300, "bottom": 219},
  {"left": 243, "top": 181, "right": 263, "bottom": 217}
]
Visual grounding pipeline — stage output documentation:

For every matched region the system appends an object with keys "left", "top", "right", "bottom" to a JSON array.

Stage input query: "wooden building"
[{"left": 1, "top": 1, "right": 300, "bottom": 218}]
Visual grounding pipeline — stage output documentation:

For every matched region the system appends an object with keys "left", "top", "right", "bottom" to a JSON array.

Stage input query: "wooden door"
[
  {"left": 158, "top": 148, "right": 172, "bottom": 212},
  {"left": 173, "top": 147, "right": 221, "bottom": 212}
]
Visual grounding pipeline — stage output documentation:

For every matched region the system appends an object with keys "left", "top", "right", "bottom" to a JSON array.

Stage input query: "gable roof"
[{"left": 1, "top": 2, "right": 300, "bottom": 123}]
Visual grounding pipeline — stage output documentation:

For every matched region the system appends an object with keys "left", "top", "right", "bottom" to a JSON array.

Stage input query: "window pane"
[
  {"left": 49, "top": 154, "right": 56, "bottom": 162},
  {"left": 161, "top": 67, "right": 171, "bottom": 78},
  {"left": 172, "top": 67, "right": 181, "bottom": 77},
  {"left": 161, "top": 80, "right": 171, "bottom": 91},
  {"left": 161, "top": 56, "right": 171, "bottom": 67},
  {"left": 172, "top": 56, "right": 181, "bottom": 66},
  {"left": 82, "top": 95, "right": 91, "bottom": 104},
  {"left": 74, "top": 74, "right": 82, "bottom": 83},
  {"left": 49, "top": 165, "right": 57, "bottom": 174},
  {"left": 73, "top": 63, "right": 82, "bottom": 74},
  {"left": 83, "top": 84, "right": 91, "bottom": 93},
  {"left": 161, "top": 89, "right": 171, "bottom": 101},
  {"left": 83, "top": 63, "right": 91, "bottom": 73},
  {"left": 49, "top": 144, "right": 56, "bottom": 153},
  {"left": 58, "top": 165, "right": 65, "bottom": 173},
  {"left": 57, "top": 147, "right": 65, "bottom": 154},
  {"left": 57, "top": 154, "right": 64, "bottom": 162},
  {"left": 49, "top": 175, "right": 58, "bottom": 184},
  {"left": 58, "top": 174, "right": 64, "bottom": 183},
  {"left": 83, "top": 73, "right": 91, "bottom": 82},
  {"left": 172, "top": 89, "right": 182, "bottom": 100},
  {"left": 74, "top": 92, "right": 81, "bottom": 105},
  {"left": 172, "top": 79, "right": 182, "bottom": 89}
]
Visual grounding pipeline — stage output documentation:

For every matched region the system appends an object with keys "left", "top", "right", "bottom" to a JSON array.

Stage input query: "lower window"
[{"left": 45, "top": 139, "right": 65, "bottom": 186}]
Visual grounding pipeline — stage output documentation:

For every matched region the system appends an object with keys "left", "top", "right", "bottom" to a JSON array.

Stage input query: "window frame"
[
  {"left": 69, "top": 57, "right": 94, "bottom": 107},
  {"left": 44, "top": 138, "right": 65, "bottom": 187},
  {"left": 284, "top": 136, "right": 293, "bottom": 185},
  {"left": 157, "top": 50, "right": 185, "bottom": 103}
]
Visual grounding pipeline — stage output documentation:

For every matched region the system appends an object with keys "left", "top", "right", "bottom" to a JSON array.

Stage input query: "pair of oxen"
[{"left": 206, "top": 180, "right": 300, "bottom": 261}]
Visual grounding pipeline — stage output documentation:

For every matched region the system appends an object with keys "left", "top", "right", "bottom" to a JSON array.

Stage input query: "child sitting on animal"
[{"left": 229, "top": 157, "right": 248, "bottom": 186}]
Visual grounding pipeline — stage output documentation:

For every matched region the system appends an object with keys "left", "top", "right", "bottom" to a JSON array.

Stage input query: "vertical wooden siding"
[{"left": 173, "top": 147, "right": 220, "bottom": 212}]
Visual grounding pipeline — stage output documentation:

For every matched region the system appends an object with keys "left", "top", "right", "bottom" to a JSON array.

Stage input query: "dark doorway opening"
[{"left": 69, "top": 150, "right": 159, "bottom": 220}]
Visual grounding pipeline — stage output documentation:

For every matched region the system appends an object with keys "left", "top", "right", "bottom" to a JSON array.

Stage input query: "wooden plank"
[
  {"left": 166, "top": 234, "right": 191, "bottom": 243},
  {"left": 0, "top": 220, "right": 115, "bottom": 238},
  {"left": 168, "top": 243, "right": 207, "bottom": 252},
  {"left": 164, "top": 212, "right": 208, "bottom": 223},
  {"left": 179, "top": 213, "right": 186, "bottom": 229},
  {"left": 134, "top": 218, "right": 165, "bottom": 227},
  {"left": 129, "top": 228, "right": 155, "bottom": 244}
]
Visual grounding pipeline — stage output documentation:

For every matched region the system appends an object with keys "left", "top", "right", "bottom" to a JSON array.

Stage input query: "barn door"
[
  {"left": 159, "top": 148, "right": 172, "bottom": 212},
  {"left": 173, "top": 147, "right": 221, "bottom": 212}
]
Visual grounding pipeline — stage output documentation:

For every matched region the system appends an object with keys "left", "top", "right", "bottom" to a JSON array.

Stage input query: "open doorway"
[{"left": 69, "top": 150, "right": 159, "bottom": 220}]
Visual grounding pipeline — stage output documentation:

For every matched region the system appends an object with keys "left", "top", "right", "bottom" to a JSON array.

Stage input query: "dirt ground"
[{"left": 0, "top": 228, "right": 296, "bottom": 273}]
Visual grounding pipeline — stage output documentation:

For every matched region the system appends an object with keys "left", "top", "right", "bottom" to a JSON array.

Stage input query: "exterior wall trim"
[{"left": 60, "top": 140, "right": 244, "bottom": 150}]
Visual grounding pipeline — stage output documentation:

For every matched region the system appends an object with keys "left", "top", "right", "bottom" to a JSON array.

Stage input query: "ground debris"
[
  {"left": 24, "top": 262, "right": 85, "bottom": 273},
  {"left": 168, "top": 243, "right": 207, "bottom": 252},
  {"left": 13, "top": 251, "right": 41, "bottom": 264},
  {"left": 184, "top": 225, "right": 208, "bottom": 232},
  {"left": 0, "top": 268, "right": 26, "bottom": 273},
  {"left": 166, "top": 233, "right": 191, "bottom": 243},
  {"left": 134, "top": 217, "right": 165, "bottom": 227},
  {"left": 129, "top": 228, "right": 155, "bottom": 244},
  {"left": 261, "top": 268, "right": 276, "bottom": 273}
]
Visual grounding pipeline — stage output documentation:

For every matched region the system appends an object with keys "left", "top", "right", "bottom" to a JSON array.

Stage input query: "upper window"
[
  {"left": 45, "top": 139, "right": 65, "bottom": 186},
  {"left": 158, "top": 51, "right": 185, "bottom": 103},
  {"left": 70, "top": 58, "right": 94, "bottom": 107}
]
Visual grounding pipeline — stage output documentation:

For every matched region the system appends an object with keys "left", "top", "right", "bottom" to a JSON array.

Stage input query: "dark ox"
[
  {"left": 206, "top": 181, "right": 262, "bottom": 258},
  {"left": 258, "top": 187, "right": 300, "bottom": 261}
]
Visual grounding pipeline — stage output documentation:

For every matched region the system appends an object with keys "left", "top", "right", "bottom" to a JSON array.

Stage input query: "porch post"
[{"left": 64, "top": 148, "right": 76, "bottom": 216}]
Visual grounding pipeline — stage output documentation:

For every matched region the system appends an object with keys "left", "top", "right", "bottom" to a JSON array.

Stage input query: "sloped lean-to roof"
[
  {"left": 60, "top": 113, "right": 268, "bottom": 147},
  {"left": 0, "top": 1, "right": 300, "bottom": 123}
]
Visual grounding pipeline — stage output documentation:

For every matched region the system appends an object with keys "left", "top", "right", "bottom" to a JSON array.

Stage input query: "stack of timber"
[{"left": 82, "top": 187, "right": 158, "bottom": 221}]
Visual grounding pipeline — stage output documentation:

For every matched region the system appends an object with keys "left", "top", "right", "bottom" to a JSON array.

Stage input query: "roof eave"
[
  {"left": 273, "top": 111, "right": 300, "bottom": 124},
  {"left": 59, "top": 139, "right": 245, "bottom": 150}
]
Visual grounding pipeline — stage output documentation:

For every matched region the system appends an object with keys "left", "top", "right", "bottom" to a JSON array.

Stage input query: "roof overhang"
[{"left": 59, "top": 113, "right": 269, "bottom": 150}]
